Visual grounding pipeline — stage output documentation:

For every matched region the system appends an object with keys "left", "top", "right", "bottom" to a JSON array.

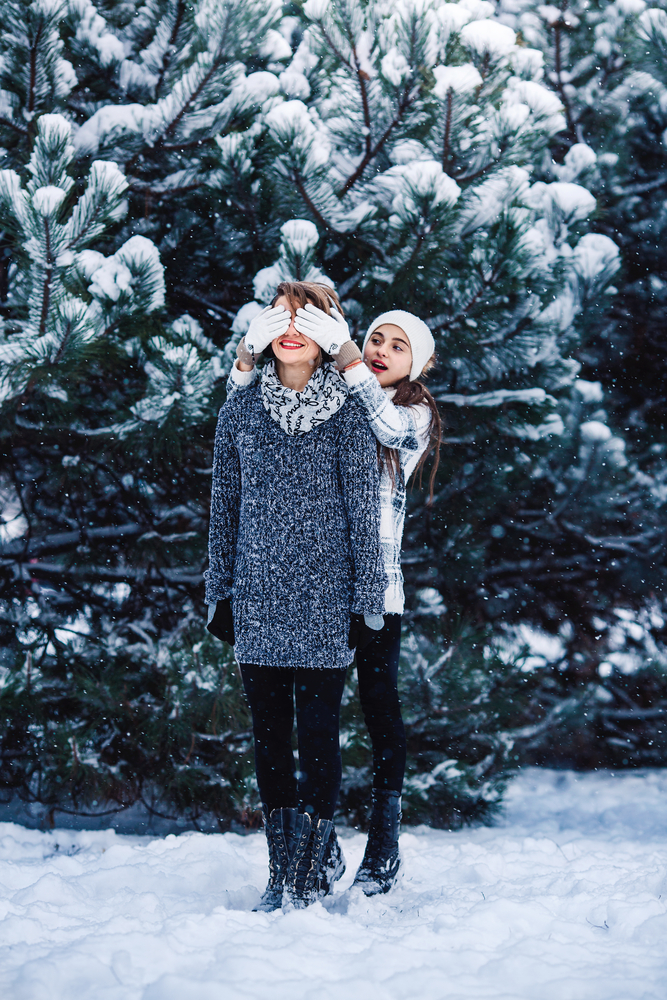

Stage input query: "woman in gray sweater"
[{"left": 205, "top": 281, "right": 387, "bottom": 910}]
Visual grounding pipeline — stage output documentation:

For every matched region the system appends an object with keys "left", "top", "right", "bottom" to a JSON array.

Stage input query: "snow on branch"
[
  {"left": 435, "top": 388, "right": 555, "bottom": 408},
  {"left": 253, "top": 219, "right": 332, "bottom": 302},
  {"left": 0, "top": 114, "right": 164, "bottom": 403}
]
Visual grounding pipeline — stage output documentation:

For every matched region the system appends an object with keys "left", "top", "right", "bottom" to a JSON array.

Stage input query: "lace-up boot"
[
  {"left": 283, "top": 813, "right": 345, "bottom": 908},
  {"left": 254, "top": 806, "right": 304, "bottom": 912}
]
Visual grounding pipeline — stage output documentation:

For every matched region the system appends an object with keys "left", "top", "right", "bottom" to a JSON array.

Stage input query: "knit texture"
[
  {"left": 225, "top": 361, "right": 431, "bottom": 614},
  {"left": 343, "top": 362, "right": 431, "bottom": 613},
  {"left": 236, "top": 336, "right": 254, "bottom": 367},
  {"left": 334, "top": 340, "right": 363, "bottom": 370},
  {"left": 205, "top": 385, "right": 387, "bottom": 668}
]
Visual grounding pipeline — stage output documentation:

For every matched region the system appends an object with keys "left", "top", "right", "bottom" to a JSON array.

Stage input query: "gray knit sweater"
[{"left": 205, "top": 385, "right": 387, "bottom": 669}]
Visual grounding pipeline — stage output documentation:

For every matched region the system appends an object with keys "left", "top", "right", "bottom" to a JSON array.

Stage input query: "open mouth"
[
  {"left": 371, "top": 360, "right": 388, "bottom": 371},
  {"left": 279, "top": 340, "right": 304, "bottom": 350}
]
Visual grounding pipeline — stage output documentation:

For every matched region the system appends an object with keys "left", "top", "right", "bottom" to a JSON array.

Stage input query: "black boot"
[
  {"left": 254, "top": 806, "right": 305, "bottom": 912},
  {"left": 320, "top": 821, "right": 346, "bottom": 896},
  {"left": 352, "top": 789, "right": 401, "bottom": 896},
  {"left": 283, "top": 813, "right": 346, "bottom": 908}
]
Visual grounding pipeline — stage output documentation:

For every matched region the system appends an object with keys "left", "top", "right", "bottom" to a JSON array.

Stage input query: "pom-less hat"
[{"left": 363, "top": 310, "right": 435, "bottom": 381}]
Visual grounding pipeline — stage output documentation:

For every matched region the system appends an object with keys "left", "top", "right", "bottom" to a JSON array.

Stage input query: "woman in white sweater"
[{"left": 229, "top": 292, "right": 441, "bottom": 897}]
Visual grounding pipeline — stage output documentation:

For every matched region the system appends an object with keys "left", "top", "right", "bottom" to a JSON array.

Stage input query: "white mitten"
[
  {"left": 244, "top": 305, "right": 291, "bottom": 358},
  {"left": 294, "top": 303, "right": 352, "bottom": 356}
]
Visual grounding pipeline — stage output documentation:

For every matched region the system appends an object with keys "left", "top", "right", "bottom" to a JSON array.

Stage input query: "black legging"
[
  {"left": 239, "top": 664, "right": 347, "bottom": 820},
  {"left": 355, "top": 613, "right": 406, "bottom": 792}
]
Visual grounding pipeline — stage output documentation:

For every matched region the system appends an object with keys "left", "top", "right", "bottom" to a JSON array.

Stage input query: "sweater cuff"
[
  {"left": 204, "top": 571, "right": 233, "bottom": 604},
  {"left": 343, "top": 359, "right": 375, "bottom": 387},
  {"left": 335, "top": 341, "right": 363, "bottom": 371},
  {"left": 229, "top": 360, "right": 257, "bottom": 386},
  {"left": 352, "top": 592, "right": 387, "bottom": 617},
  {"left": 236, "top": 336, "right": 256, "bottom": 368}
]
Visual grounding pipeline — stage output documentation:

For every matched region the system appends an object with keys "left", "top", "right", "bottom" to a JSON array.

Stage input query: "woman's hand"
[
  {"left": 348, "top": 613, "right": 385, "bottom": 651},
  {"left": 244, "top": 305, "right": 291, "bottom": 359},
  {"left": 294, "top": 303, "right": 351, "bottom": 356},
  {"left": 206, "top": 599, "right": 235, "bottom": 645}
]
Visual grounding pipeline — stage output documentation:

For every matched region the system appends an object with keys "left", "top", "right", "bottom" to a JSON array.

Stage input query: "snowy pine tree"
[
  {"left": 494, "top": 0, "right": 667, "bottom": 768},
  {"left": 222, "top": 0, "right": 626, "bottom": 819},
  {"left": 0, "top": 0, "right": 280, "bottom": 828},
  {"left": 1, "top": 0, "right": 651, "bottom": 828}
]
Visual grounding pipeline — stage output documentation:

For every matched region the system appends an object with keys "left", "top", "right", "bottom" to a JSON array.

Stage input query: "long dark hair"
[{"left": 380, "top": 357, "right": 442, "bottom": 505}]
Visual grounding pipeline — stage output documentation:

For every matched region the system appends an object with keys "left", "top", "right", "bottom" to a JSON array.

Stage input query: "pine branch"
[
  {"left": 162, "top": 11, "right": 236, "bottom": 145},
  {"left": 551, "top": 12, "right": 578, "bottom": 142},
  {"left": 350, "top": 43, "right": 373, "bottom": 160},
  {"left": 442, "top": 90, "right": 453, "bottom": 172},
  {"left": 38, "top": 220, "right": 54, "bottom": 337},
  {"left": 51, "top": 308, "right": 76, "bottom": 365},
  {"left": 155, "top": 0, "right": 188, "bottom": 98},
  {"left": 28, "top": 21, "right": 44, "bottom": 115},
  {"left": 1, "top": 522, "right": 148, "bottom": 558},
  {"left": 559, "top": 519, "right": 663, "bottom": 556},
  {"left": 12, "top": 560, "right": 202, "bottom": 587},
  {"left": 294, "top": 170, "right": 342, "bottom": 235},
  {"left": 316, "top": 24, "right": 354, "bottom": 72},
  {"left": 405, "top": 230, "right": 426, "bottom": 272},
  {"left": 433, "top": 267, "right": 501, "bottom": 331},
  {"left": 128, "top": 180, "right": 204, "bottom": 198},
  {"left": 124, "top": 56, "right": 227, "bottom": 174},
  {"left": 434, "top": 389, "right": 551, "bottom": 407},
  {"left": 337, "top": 87, "right": 416, "bottom": 198},
  {"left": 7, "top": 456, "right": 33, "bottom": 552},
  {"left": 479, "top": 555, "right": 590, "bottom": 580},
  {"left": 502, "top": 695, "right": 582, "bottom": 744},
  {"left": 600, "top": 707, "right": 667, "bottom": 721},
  {"left": 159, "top": 140, "right": 215, "bottom": 153},
  {"left": 0, "top": 116, "right": 29, "bottom": 137},
  {"left": 175, "top": 286, "right": 236, "bottom": 320},
  {"left": 612, "top": 174, "right": 667, "bottom": 197},
  {"left": 454, "top": 141, "right": 510, "bottom": 184}
]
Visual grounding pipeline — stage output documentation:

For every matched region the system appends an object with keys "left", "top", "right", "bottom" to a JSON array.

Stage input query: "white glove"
[
  {"left": 244, "top": 305, "right": 291, "bottom": 358},
  {"left": 364, "top": 614, "right": 384, "bottom": 631},
  {"left": 294, "top": 303, "right": 351, "bottom": 356}
]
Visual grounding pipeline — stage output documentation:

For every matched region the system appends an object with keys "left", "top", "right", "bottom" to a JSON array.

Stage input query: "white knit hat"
[{"left": 363, "top": 310, "right": 436, "bottom": 381}]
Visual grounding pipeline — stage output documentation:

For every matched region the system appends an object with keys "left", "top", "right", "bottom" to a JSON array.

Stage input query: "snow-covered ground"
[{"left": 1, "top": 768, "right": 666, "bottom": 999}]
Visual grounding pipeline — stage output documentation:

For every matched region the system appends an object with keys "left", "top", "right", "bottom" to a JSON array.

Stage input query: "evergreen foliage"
[
  {"left": 495, "top": 0, "right": 667, "bottom": 766},
  {"left": 341, "top": 613, "right": 539, "bottom": 830},
  {"left": 0, "top": 0, "right": 663, "bottom": 830}
]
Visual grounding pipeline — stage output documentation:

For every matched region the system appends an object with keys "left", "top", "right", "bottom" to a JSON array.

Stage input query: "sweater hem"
[{"left": 235, "top": 652, "right": 354, "bottom": 670}]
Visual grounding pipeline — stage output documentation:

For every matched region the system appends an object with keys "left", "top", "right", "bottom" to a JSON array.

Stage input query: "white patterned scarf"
[{"left": 261, "top": 360, "right": 348, "bottom": 436}]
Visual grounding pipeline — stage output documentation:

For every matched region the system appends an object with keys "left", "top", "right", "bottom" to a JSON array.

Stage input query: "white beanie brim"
[{"left": 363, "top": 310, "right": 435, "bottom": 381}]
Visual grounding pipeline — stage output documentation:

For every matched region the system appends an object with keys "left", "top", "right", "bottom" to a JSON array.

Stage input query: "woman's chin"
[{"left": 275, "top": 350, "right": 318, "bottom": 367}]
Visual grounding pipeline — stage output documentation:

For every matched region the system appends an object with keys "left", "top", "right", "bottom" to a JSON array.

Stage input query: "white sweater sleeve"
[
  {"left": 343, "top": 361, "right": 430, "bottom": 452},
  {"left": 226, "top": 360, "right": 258, "bottom": 397}
]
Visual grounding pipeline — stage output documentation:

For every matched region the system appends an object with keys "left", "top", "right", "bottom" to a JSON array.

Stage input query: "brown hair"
[
  {"left": 271, "top": 281, "right": 343, "bottom": 317},
  {"left": 379, "top": 355, "right": 442, "bottom": 505},
  {"left": 267, "top": 282, "right": 343, "bottom": 363}
]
